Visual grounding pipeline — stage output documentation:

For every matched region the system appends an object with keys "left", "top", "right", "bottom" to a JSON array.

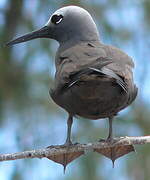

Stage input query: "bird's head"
[{"left": 6, "top": 6, "right": 99, "bottom": 46}]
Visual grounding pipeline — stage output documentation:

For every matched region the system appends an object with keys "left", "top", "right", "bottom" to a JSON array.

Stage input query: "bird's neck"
[
  {"left": 58, "top": 22, "right": 100, "bottom": 50},
  {"left": 59, "top": 38, "right": 100, "bottom": 52}
]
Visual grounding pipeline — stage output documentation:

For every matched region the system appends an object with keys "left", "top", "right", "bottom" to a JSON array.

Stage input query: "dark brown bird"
[{"left": 6, "top": 6, "right": 138, "bottom": 146}]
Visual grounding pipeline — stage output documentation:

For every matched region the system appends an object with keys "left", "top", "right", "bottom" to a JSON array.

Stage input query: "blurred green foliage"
[{"left": 0, "top": 0, "right": 150, "bottom": 180}]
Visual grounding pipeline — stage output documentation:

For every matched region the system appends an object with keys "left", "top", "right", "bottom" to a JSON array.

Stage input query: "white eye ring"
[
  {"left": 45, "top": 14, "right": 63, "bottom": 26},
  {"left": 50, "top": 14, "right": 64, "bottom": 25},
  {"left": 56, "top": 17, "right": 63, "bottom": 24}
]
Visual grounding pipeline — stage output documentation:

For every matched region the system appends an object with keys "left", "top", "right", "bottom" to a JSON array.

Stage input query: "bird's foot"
[
  {"left": 46, "top": 140, "right": 83, "bottom": 174},
  {"left": 62, "top": 140, "right": 83, "bottom": 173},
  {"left": 96, "top": 136, "right": 135, "bottom": 167},
  {"left": 98, "top": 137, "right": 113, "bottom": 143},
  {"left": 63, "top": 139, "right": 73, "bottom": 147}
]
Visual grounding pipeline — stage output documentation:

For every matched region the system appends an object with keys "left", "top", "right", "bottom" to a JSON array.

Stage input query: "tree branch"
[{"left": 0, "top": 136, "right": 150, "bottom": 162}]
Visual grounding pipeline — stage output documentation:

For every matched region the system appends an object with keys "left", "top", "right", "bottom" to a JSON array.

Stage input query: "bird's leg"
[
  {"left": 96, "top": 116, "right": 135, "bottom": 167},
  {"left": 62, "top": 114, "right": 83, "bottom": 173},
  {"left": 107, "top": 117, "right": 113, "bottom": 142},
  {"left": 107, "top": 117, "right": 115, "bottom": 167},
  {"left": 64, "top": 114, "right": 73, "bottom": 145}
]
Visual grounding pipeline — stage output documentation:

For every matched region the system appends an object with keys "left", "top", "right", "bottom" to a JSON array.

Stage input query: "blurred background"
[{"left": 0, "top": 0, "right": 150, "bottom": 179}]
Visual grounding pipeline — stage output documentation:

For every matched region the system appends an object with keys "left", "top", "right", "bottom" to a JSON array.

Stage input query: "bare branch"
[{"left": 0, "top": 136, "right": 150, "bottom": 162}]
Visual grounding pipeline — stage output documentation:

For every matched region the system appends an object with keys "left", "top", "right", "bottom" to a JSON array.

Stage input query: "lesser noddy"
[{"left": 7, "top": 6, "right": 138, "bottom": 145}]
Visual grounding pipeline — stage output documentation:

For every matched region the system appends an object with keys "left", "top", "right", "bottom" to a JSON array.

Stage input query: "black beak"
[{"left": 6, "top": 26, "right": 50, "bottom": 46}]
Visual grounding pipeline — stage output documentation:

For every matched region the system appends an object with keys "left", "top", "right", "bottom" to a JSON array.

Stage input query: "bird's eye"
[{"left": 51, "top": 15, "right": 63, "bottom": 25}]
